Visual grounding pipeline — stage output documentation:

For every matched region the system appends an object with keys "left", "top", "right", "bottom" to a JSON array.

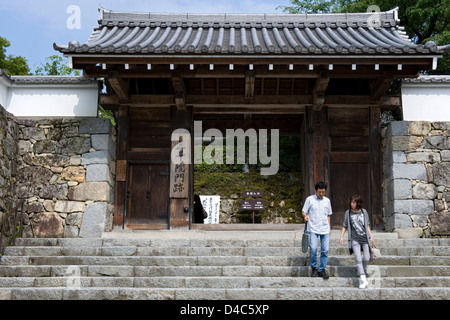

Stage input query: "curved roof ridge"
[{"left": 96, "top": 6, "right": 398, "bottom": 24}]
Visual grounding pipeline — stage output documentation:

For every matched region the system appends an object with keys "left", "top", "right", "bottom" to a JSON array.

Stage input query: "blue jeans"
[{"left": 309, "top": 232, "right": 330, "bottom": 271}]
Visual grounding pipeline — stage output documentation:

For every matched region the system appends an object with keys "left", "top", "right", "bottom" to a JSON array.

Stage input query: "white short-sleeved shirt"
[{"left": 302, "top": 194, "right": 333, "bottom": 234}]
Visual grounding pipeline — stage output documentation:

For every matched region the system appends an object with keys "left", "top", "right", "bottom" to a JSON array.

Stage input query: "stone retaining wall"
[
  {"left": 14, "top": 115, "right": 116, "bottom": 238},
  {"left": 0, "top": 106, "right": 19, "bottom": 216},
  {"left": 382, "top": 121, "right": 450, "bottom": 237}
]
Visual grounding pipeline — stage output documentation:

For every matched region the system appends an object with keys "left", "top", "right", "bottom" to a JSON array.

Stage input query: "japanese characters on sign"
[
  {"left": 170, "top": 131, "right": 190, "bottom": 198},
  {"left": 241, "top": 190, "right": 265, "bottom": 210},
  {"left": 243, "top": 190, "right": 263, "bottom": 198},
  {"left": 240, "top": 199, "right": 266, "bottom": 211},
  {"left": 200, "top": 195, "right": 220, "bottom": 224}
]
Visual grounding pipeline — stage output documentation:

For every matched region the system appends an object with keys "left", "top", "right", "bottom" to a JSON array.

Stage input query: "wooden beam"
[
  {"left": 82, "top": 63, "right": 426, "bottom": 81},
  {"left": 108, "top": 70, "right": 129, "bottom": 101},
  {"left": 245, "top": 70, "right": 255, "bottom": 100},
  {"left": 171, "top": 70, "right": 186, "bottom": 110},
  {"left": 100, "top": 94, "right": 401, "bottom": 110},
  {"left": 369, "top": 106, "right": 383, "bottom": 229},
  {"left": 113, "top": 106, "right": 129, "bottom": 227},
  {"left": 305, "top": 106, "right": 329, "bottom": 196},
  {"left": 370, "top": 75, "right": 394, "bottom": 101},
  {"left": 313, "top": 72, "right": 330, "bottom": 111}
]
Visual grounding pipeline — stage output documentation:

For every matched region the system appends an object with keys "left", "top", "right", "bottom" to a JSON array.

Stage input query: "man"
[{"left": 302, "top": 181, "right": 332, "bottom": 279}]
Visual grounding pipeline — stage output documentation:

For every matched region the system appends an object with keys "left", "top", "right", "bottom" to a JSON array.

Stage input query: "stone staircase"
[{"left": 0, "top": 230, "right": 449, "bottom": 300}]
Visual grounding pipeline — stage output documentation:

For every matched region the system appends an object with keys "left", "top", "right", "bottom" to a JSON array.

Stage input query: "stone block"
[
  {"left": 407, "top": 152, "right": 440, "bottom": 163},
  {"left": 412, "top": 183, "right": 437, "bottom": 200},
  {"left": 79, "top": 202, "right": 111, "bottom": 238},
  {"left": 18, "top": 140, "right": 33, "bottom": 154},
  {"left": 61, "top": 166, "right": 85, "bottom": 183},
  {"left": 66, "top": 212, "right": 83, "bottom": 226},
  {"left": 388, "top": 179, "right": 411, "bottom": 200},
  {"left": 408, "top": 121, "right": 431, "bottom": 136},
  {"left": 64, "top": 225, "right": 79, "bottom": 238},
  {"left": 389, "top": 199, "right": 434, "bottom": 215},
  {"left": 38, "top": 184, "right": 68, "bottom": 200},
  {"left": 387, "top": 121, "right": 408, "bottom": 137},
  {"left": 91, "top": 134, "right": 116, "bottom": 158},
  {"left": 385, "top": 213, "right": 412, "bottom": 231},
  {"left": 442, "top": 150, "right": 450, "bottom": 161},
  {"left": 81, "top": 150, "right": 111, "bottom": 165},
  {"left": 432, "top": 162, "right": 450, "bottom": 187},
  {"left": 68, "top": 182, "right": 112, "bottom": 202},
  {"left": 86, "top": 164, "right": 113, "bottom": 185},
  {"left": 389, "top": 136, "right": 423, "bottom": 151},
  {"left": 54, "top": 200, "right": 85, "bottom": 213},
  {"left": 430, "top": 212, "right": 450, "bottom": 236},
  {"left": 55, "top": 137, "right": 91, "bottom": 155},
  {"left": 425, "top": 136, "right": 450, "bottom": 150},
  {"left": 395, "top": 227, "right": 423, "bottom": 238},
  {"left": 392, "top": 151, "right": 406, "bottom": 163},
  {"left": 392, "top": 163, "right": 427, "bottom": 181},
  {"left": 31, "top": 212, "right": 64, "bottom": 238},
  {"left": 79, "top": 118, "right": 112, "bottom": 134}
]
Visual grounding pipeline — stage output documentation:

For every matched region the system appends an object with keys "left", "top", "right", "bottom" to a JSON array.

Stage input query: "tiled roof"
[
  {"left": 403, "top": 75, "right": 450, "bottom": 84},
  {"left": 54, "top": 7, "right": 450, "bottom": 56},
  {"left": 0, "top": 69, "right": 97, "bottom": 85}
]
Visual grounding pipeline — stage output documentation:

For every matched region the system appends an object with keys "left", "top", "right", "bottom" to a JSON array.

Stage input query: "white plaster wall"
[
  {"left": 402, "top": 83, "right": 450, "bottom": 121},
  {"left": 0, "top": 78, "right": 9, "bottom": 108},
  {"left": 6, "top": 86, "right": 98, "bottom": 118}
]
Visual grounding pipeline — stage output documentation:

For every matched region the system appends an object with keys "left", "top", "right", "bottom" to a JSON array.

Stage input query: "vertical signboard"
[{"left": 200, "top": 195, "right": 220, "bottom": 224}]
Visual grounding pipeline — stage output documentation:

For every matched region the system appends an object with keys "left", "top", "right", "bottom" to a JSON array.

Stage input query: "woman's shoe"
[{"left": 359, "top": 278, "right": 368, "bottom": 289}]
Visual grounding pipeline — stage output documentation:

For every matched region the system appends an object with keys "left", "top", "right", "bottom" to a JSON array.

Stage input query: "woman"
[{"left": 339, "top": 195, "right": 374, "bottom": 289}]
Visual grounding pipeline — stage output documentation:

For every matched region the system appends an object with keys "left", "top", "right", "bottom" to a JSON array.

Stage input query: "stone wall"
[
  {"left": 0, "top": 105, "right": 19, "bottom": 216},
  {"left": 382, "top": 121, "right": 450, "bottom": 237},
  {"left": 16, "top": 117, "right": 116, "bottom": 238}
]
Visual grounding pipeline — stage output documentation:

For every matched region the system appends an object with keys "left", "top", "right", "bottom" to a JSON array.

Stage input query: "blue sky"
[{"left": 0, "top": 0, "right": 292, "bottom": 73}]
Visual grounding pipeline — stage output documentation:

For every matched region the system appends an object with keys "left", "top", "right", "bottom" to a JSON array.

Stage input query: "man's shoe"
[
  {"left": 318, "top": 269, "right": 329, "bottom": 279},
  {"left": 311, "top": 268, "right": 318, "bottom": 277}
]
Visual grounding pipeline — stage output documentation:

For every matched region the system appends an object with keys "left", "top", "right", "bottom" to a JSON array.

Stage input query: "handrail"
[{"left": 0, "top": 199, "right": 25, "bottom": 262}]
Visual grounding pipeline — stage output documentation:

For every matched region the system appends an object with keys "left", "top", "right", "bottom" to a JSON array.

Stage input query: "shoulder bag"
[
  {"left": 370, "top": 243, "right": 382, "bottom": 261},
  {"left": 302, "top": 222, "right": 309, "bottom": 253}
]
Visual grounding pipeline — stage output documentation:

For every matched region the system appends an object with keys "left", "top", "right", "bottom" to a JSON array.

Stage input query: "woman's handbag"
[
  {"left": 370, "top": 243, "right": 381, "bottom": 261},
  {"left": 301, "top": 222, "right": 309, "bottom": 253}
]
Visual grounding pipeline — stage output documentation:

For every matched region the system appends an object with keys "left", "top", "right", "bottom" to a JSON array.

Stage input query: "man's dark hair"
[{"left": 315, "top": 181, "right": 327, "bottom": 190}]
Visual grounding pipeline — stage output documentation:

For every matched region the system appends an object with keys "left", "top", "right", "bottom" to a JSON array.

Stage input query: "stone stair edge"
[{"left": 1, "top": 286, "right": 448, "bottom": 300}]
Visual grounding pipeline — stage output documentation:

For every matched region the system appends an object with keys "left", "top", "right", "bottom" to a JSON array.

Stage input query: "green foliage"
[
  {"left": 0, "top": 37, "right": 30, "bottom": 75},
  {"left": 35, "top": 55, "right": 80, "bottom": 76},
  {"left": 194, "top": 136, "right": 301, "bottom": 173}
]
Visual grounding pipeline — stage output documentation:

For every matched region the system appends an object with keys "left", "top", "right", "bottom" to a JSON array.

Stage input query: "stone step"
[
  {"left": 1, "top": 286, "right": 448, "bottom": 300},
  {"left": 2, "top": 255, "right": 449, "bottom": 267},
  {"left": 4, "top": 245, "right": 450, "bottom": 257},
  {"left": 1, "top": 265, "right": 449, "bottom": 278},
  {"left": 13, "top": 237, "right": 450, "bottom": 248},
  {"left": 0, "top": 276, "right": 449, "bottom": 289}
]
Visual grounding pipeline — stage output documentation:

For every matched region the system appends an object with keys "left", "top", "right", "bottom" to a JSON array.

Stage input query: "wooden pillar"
[
  {"left": 369, "top": 106, "right": 382, "bottom": 229},
  {"left": 305, "top": 106, "right": 330, "bottom": 196},
  {"left": 169, "top": 105, "right": 192, "bottom": 229},
  {"left": 113, "top": 105, "right": 129, "bottom": 227}
]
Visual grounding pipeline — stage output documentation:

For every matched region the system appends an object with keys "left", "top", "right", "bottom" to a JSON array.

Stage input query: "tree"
[
  {"left": 0, "top": 37, "right": 30, "bottom": 75},
  {"left": 277, "top": 0, "right": 450, "bottom": 74},
  {"left": 35, "top": 55, "right": 80, "bottom": 76}
]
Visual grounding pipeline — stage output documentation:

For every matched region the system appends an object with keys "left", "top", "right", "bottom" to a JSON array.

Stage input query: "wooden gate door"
[
  {"left": 328, "top": 108, "right": 372, "bottom": 228},
  {"left": 126, "top": 163, "right": 169, "bottom": 229}
]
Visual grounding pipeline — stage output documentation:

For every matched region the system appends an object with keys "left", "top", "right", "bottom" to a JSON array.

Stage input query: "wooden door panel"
[
  {"left": 127, "top": 164, "right": 169, "bottom": 226},
  {"left": 330, "top": 163, "right": 370, "bottom": 228}
]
